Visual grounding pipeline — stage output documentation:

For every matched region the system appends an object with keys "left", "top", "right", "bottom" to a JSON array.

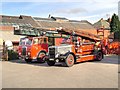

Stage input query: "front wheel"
[
  {"left": 37, "top": 51, "right": 46, "bottom": 63},
  {"left": 47, "top": 60, "right": 55, "bottom": 66},
  {"left": 64, "top": 54, "right": 75, "bottom": 67},
  {"left": 95, "top": 51, "right": 103, "bottom": 61}
]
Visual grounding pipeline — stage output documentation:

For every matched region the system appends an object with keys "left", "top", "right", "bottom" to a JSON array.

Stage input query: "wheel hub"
[{"left": 70, "top": 59, "right": 73, "bottom": 62}]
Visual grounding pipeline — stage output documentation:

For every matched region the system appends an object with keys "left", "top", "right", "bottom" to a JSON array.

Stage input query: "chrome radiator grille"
[
  {"left": 49, "top": 47, "right": 55, "bottom": 58},
  {"left": 22, "top": 47, "right": 26, "bottom": 55}
]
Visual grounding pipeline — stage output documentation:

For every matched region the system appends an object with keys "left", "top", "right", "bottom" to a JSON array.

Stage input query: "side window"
[
  {"left": 48, "top": 37, "right": 54, "bottom": 46},
  {"left": 38, "top": 38, "right": 45, "bottom": 44},
  {"left": 33, "top": 38, "right": 38, "bottom": 44},
  {"left": 38, "top": 38, "right": 42, "bottom": 44}
]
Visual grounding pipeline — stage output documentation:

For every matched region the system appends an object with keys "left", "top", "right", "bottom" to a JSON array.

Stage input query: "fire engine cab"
[
  {"left": 46, "top": 29, "right": 104, "bottom": 67},
  {"left": 14, "top": 26, "right": 48, "bottom": 63},
  {"left": 18, "top": 36, "right": 48, "bottom": 63}
]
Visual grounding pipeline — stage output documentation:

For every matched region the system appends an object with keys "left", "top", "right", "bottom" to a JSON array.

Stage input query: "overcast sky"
[{"left": 1, "top": 0, "right": 119, "bottom": 24}]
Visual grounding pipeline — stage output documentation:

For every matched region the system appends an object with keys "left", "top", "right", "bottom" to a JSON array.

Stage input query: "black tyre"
[
  {"left": 96, "top": 51, "right": 103, "bottom": 61},
  {"left": 47, "top": 60, "right": 55, "bottom": 66},
  {"left": 37, "top": 51, "right": 46, "bottom": 63},
  {"left": 25, "top": 59, "right": 32, "bottom": 63},
  {"left": 65, "top": 54, "right": 74, "bottom": 67}
]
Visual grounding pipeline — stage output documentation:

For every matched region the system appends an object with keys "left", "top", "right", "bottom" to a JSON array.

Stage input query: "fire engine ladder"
[
  {"left": 14, "top": 26, "right": 68, "bottom": 38},
  {"left": 58, "top": 28, "right": 101, "bottom": 41},
  {"left": 14, "top": 26, "right": 101, "bottom": 41},
  {"left": 14, "top": 26, "right": 57, "bottom": 36}
]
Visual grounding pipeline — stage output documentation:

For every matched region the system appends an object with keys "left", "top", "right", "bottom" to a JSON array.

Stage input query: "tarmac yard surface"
[{"left": 1, "top": 55, "right": 118, "bottom": 88}]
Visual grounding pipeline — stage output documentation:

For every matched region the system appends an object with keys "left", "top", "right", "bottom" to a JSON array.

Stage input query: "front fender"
[
  {"left": 63, "top": 52, "right": 76, "bottom": 62},
  {"left": 37, "top": 50, "right": 47, "bottom": 58}
]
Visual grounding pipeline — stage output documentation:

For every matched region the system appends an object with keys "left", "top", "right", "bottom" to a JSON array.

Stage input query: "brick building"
[{"left": 93, "top": 18, "right": 110, "bottom": 39}]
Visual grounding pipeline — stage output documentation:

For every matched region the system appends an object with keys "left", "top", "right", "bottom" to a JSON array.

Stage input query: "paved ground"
[
  {"left": 0, "top": 61, "right": 2, "bottom": 89},
  {"left": 1, "top": 55, "right": 119, "bottom": 88}
]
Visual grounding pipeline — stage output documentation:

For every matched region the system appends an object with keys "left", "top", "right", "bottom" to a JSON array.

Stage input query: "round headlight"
[
  {"left": 19, "top": 52, "right": 21, "bottom": 55},
  {"left": 28, "top": 52, "right": 30, "bottom": 55},
  {"left": 46, "top": 53, "right": 49, "bottom": 56}
]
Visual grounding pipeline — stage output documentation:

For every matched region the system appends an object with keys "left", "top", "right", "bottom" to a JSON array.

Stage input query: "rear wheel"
[
  {"left": 65, "top": 54, "right": 74, "bottom": 67},
  {"left": 96, "top": 51, "right": 103, "bottom": 61},
  {"left": 47, "top": 60, "right": 55, "bottom": 66},
  {"left": 25, "top": 59, "right": 32, "bottom": 63},
  {"left": 37, "top": 51, "right": 46, "bottom": 63}
]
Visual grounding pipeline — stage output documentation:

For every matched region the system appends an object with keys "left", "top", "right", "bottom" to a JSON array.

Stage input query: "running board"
[{"left": 76, "top": 54, "right": 96, "bottom": 62}]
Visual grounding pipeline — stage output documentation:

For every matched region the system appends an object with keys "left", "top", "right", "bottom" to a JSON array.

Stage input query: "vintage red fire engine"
[
  {"left": 18, "top": 36, "right": 48, "bottom": 63},
  {"left": 15, "top": 26, "right": 105, "bottom": 66},
  {"left": 46, "top": 29, "right": 104, "bottom": 67}
]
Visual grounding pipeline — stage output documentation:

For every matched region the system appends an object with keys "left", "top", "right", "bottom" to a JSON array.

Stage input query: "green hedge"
[{"left": 8, "top": 50, "right": 18, "bottom": 60}]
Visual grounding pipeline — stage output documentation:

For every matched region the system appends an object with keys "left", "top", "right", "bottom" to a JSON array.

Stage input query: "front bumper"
[
  {"left": 45, "top": 54, "right": 66, "bottom": 62},
  {"left": 18, "top": 55, "right": 30, "bottom": 60},
  {"left": 18, "top": 54, "right": 37, "bottom": 60}
]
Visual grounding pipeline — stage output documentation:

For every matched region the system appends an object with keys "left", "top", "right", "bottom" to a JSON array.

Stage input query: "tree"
[
  {"left": 117, "top": 17, "right": 120, "bottom": 40},
  {"left": 110, "top": 13, "right": 119, "bottom": 32},
  {"left": 110, "top": 14, "right": 120, "bottom": 40}
]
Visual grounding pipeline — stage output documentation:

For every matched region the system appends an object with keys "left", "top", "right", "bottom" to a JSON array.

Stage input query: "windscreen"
[
  {"left": 61, "top": 38, "right": 71, "bottom": 45},
  {"left": 19, "top": 38, "right": 32, "bottom": 45}
]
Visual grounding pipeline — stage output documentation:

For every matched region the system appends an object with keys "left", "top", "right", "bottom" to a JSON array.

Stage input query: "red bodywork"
[
  {"left": 18, "top": 36, "right": 48, "bottom": 60},
  {"left": 101, "top": 38, "right": 120, "bottom": 55},
  {"left": 108, "top": 41, "right": 120, "bottom": 55}
]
